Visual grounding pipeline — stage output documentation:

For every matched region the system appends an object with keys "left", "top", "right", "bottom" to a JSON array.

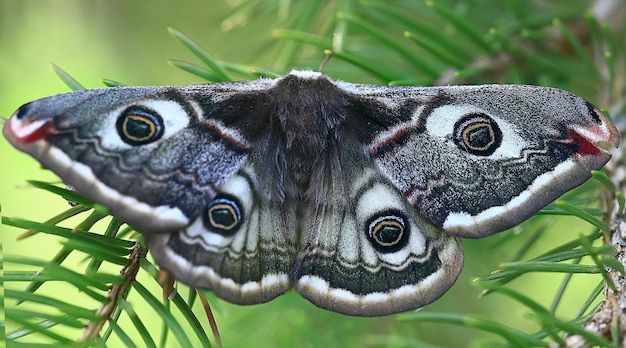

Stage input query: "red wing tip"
[
  {"left": 4, "top": 116, "right": 53, "bottom": 144},
  {"left": 568, "top": 118, "right": 620, "bottom": 158}
]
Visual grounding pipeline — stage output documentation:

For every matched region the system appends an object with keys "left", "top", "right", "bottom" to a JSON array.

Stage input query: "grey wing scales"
[
  {"left": 3, "top": 82, "right": 274, "bottom": 233},
  {"left": 291, "top": 141, "right": 463, "bottom": 316},
  {"left": 345, "top": 84, "right": 619, "bottom": 238},
  {"left": 3, "top": 81, "right": 297, "bottom": 304},
  {"left": 147, "top": 150, "right": 297, "bottom": 304}
]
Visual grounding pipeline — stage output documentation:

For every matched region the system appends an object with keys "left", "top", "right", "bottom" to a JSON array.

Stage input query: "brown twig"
[
  {"left": 79, "top": 242, "right": 148, "bottom": 342},
  {"left": 198, "top": 290, "right": 223, "bottom": 348}
]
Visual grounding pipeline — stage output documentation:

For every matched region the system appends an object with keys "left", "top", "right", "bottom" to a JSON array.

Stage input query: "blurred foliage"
[{"left": 2, "top": 0, "right": 625, "bottom": 347}]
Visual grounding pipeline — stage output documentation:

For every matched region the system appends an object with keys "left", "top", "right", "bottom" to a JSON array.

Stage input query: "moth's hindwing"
[
  {"left": 147, "top": 157, "right": 298, "bottom": 304},
  {"left": 292, "top": 143, "right": 463, "bottom": 316}
]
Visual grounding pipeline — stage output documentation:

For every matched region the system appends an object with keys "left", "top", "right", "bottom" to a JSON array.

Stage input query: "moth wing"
[
  {"left": 4, "top": 82, "right": 298, "bottom": 303},
  {"left": 147, "top": 150, "right": 297, "bottom": 304},
  {"left": 3, "top": 82, "right": 275, "bottom": 233},
  {"left": 291, "top": 142, "right": 463, "bottom": 316},
  {"left": 342, "top": 83, "right": 618, "bottom": 238}
]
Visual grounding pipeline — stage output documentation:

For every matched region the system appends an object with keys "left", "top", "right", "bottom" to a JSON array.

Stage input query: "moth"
[{"left": 3, "top": 70, "right": 619, "bottom": 316}]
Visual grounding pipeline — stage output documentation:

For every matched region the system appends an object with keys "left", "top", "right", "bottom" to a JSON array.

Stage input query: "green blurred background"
[{"left": 1, "top": 1, "right": 617, "bottom": 347}]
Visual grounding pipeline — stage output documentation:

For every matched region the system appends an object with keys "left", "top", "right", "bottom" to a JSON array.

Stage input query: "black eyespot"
[
  {"left": 365, "top": 211, "right": 409, "bottom": 253},
  {"left": 203, "top": 195, "right": 243, "bottom": 235},
  {"left": 116, "top": 106, "right": 164, "bottom": 146},
  {"left": 453, "top": 113, "right": 502, "bottom": 156}
]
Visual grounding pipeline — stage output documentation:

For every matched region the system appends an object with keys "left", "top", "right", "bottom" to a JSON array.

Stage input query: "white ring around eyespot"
[
  {"left": 180, "top": 171, "right": 254, "bottom": 250},
  {"left": 100, "top": 100, "right": 191, "bottom": 150},
  {"left": 424, "top": 104, "right": 528, "bottom": 160}
]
